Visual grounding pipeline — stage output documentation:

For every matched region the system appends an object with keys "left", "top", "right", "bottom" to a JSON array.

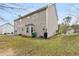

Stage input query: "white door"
[{"left": 26, "top": 26, "right": 34, "bottom": 36}]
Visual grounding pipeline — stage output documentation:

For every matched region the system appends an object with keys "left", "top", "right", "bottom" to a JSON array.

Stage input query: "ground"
[{"left": 0, "top": 34, "right": 79, "bottom": 56}]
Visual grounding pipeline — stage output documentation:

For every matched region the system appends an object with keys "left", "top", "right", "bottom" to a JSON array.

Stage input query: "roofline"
[
  {"left": 0, "top": 23, "right": 14, "bottom": 27},
  {"left": 14, "top": 4, "right": 55, "bottom": 22},
  {"left": 54, "top": 4, "right": 59, "bottom": 21}
]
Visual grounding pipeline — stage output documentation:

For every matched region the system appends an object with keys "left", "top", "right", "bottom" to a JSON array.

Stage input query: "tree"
[
  {"left": 58, "top": 16, "right": 72, "bottom": 34},
  {"left": 63, "top": 16, "right": 72, "bottom": 25},
  {"left": 58, "top": 23, "right": 69, "bottom": 34}
]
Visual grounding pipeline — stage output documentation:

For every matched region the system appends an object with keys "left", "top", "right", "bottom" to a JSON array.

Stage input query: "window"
[
  {"left": 31, "top": 27, "right": 33, "bottom": 33},
  {"left": 26, "top": 27, "right": 29, "bottom": 33}
]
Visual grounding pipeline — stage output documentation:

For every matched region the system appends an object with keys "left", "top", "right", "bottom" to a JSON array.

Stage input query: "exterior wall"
[
  {"left": 32, "top": 10, "right": 46, "bottom": 37},
  {"left": 14, "top": 4, "right": 58, "bottom": 38},
  {"left": 0, "top": 24, "right": 14, "bottom": 34},
  {"left": 0, "top": 26, "right": 2, "bottom": 34},
  {"left": 14, "top": 9, "right": 46, "bottom": 37},
  {"left": 46, "top": 4, "right": 58, "bottom": 38},
  {"left": 66, "top": 29, "right": 74, "bottom": 35},
  {"left": 14, "top": 20, "right": 22, "bottom": 34}
]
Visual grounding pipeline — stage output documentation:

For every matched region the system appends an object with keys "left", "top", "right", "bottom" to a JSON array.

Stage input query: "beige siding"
[
  {"left": 14, "top": 4, "right": 58, "bottom": 38},
  {"left": 15, "top": 9, "right": 46, "bottom": 37},
  {"left": 46, "top": 4, "right": 58, "bottom": 37},
  {"left": 21, "top": 15, "right": 33, "bottom": 36},
  {"left": 33, "top": 10, "right": 46, "bottom": 37},
  {"left": 14, "top": 20, "right": 20, "bottom": 34}
]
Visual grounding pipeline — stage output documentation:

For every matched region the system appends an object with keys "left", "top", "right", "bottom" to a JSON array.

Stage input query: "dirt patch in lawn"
[
  {"left": 0, "top": 48, "right": 16, "bottom": 56},
  {"left": 0, "top": 42, "right": 7, "bottom": 44}
]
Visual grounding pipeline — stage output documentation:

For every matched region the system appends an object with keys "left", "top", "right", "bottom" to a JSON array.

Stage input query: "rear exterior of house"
[{"left": 14, "top": 4, "right": 58, "bottom": 38}]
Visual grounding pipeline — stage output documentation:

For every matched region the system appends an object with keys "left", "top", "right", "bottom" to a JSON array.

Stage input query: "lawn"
[{"left": 0, "top": 34, "right": 79, "bottom": 56}]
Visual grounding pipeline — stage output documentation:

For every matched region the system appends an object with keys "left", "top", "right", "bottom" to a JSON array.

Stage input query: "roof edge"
[
  {"left": 14, "top": 6, "right": 48, "bottom": 21},
  {"left": 14, "top": 4, "right": 55, "bottom": 22}
]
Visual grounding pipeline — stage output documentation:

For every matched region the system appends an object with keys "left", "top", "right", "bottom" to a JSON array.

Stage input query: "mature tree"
[{"left": 63, "top": 16, "right": 72, "bottom": 25}]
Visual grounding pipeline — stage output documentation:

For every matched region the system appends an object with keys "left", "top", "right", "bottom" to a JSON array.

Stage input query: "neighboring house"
[
  {"left": 66, "top": 27, "right": 74, "bottom": 35},
  {"left": 0, "top": 23, "right": 14, "bottom": 35},
  {"left": 73, "top": 26, "right": 79, "bottom": 33},
  {"left": 70, "top": 25, "right": 79, "bottom": 33},
  {"left": 66, "top": 25, "right": 79, "bottom": 35},
  {"left": 14, "top": 4, "right": 58, "bottom": 38}
]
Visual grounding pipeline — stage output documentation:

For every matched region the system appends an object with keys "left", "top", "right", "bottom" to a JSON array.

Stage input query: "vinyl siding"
[
  {"left": 14, "top": 4, "right": 58, "bottom": 38},
  {"left": 15, "top": 9, "right": 46, "bottom": 37},
  {"left": 0, "top": 24, "right": 14, "bottom": 34},
  {"left": 46, "top": 4, "right": 58, "bottom": 37}
]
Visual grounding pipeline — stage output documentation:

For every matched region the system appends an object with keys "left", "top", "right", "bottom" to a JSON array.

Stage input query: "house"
[
  {"left": 0, "top": 23, "right": 14, "bottom": 35},
  {"left": 14, "top": 4, "right": 58, "bottom": 38},
  {"left": 72, "top": 25, "right": 79, "bottom": 33},
  {"left": 66, "top": 25, "right": 79, "bottom": 35},
  {"left": 66, "top": 27, "right": 74, "bottom": 35}
]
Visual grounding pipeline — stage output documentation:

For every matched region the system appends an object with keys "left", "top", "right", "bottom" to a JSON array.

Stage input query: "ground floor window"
[{"left": 31, "top": 27, "right": 33, "bottom": 33}]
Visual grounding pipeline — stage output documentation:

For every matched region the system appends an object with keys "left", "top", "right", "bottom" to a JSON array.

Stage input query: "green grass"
[{"left": 0, "top": 34, "right": 79, "bottom": 56}]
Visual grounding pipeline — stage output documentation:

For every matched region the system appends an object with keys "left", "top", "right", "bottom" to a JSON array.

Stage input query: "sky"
[
  {"left": 0, "top": 3, "right": 49, "bottom": 25},
  {"left": 56, "top": 3, "right": 79, "bottom": 24},
  {"left": 0, "top": 3, "right": 79, "bottom": 25}
]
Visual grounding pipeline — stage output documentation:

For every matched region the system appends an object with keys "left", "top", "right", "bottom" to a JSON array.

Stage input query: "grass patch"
[{"left": 0, "top": 34, "right": 79, "bottom": 55}]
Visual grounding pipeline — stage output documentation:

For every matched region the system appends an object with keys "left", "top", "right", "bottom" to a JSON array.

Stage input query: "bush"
[
  {"left": 39, "top": 36, "right": 43, "bottom": 38},
  {"left": 4, "top": 33, "right": 7, "bottom": 35},
  {"left": 18, "top": 34, "right": 22, "bottom": 36}
]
